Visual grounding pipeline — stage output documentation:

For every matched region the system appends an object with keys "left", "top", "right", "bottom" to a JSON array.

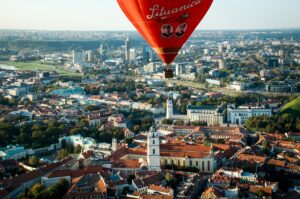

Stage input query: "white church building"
[{"left": 145, "top": 125, "right": 215, "bottom": 172}]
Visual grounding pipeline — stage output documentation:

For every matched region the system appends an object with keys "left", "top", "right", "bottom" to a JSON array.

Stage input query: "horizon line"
[{"left": 1, "top": 27, "right": 300, "bottom": 32}]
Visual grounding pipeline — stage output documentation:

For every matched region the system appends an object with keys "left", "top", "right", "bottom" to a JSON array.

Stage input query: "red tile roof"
[
  {"left": 201, "top": 186, "right": 223, "bottom": 198},
  {"left": 267, "top": 159, "right": 285, "bottom": 168},
  {"left": 249, "top": 185, "right": 272, "bottom": 196},
  {"left": 237, "top": 154, "right": 266, "bottom": 164},
  {"left": 148, "top": 185, "right": 172, "bottom": 194}
]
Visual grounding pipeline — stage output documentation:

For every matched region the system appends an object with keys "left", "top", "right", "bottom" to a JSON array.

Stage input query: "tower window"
[{"left": 153, "top": 149, "right": 155, "bottom": 155}]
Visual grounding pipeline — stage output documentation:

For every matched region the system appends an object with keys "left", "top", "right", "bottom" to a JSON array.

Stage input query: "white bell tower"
[
  {"left": 147, "top": 125, "right": 160, "bottom": 171},
  {"left": 166, "top": 98, "right": 173, "bottom": 119}
]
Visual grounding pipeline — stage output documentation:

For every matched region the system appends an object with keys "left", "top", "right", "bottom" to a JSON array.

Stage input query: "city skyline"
[{"left": 1, "top": 0, "right": 300, "bottom": 31}]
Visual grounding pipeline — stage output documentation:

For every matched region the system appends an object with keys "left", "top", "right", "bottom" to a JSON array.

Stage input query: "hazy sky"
[{"left": 0, "top": 0, "right": 300, "bottom": 30}]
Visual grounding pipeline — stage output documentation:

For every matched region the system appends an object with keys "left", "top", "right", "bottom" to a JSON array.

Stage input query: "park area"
[{"left": 0, "top": 61, "right": 80, "bottom": 77}]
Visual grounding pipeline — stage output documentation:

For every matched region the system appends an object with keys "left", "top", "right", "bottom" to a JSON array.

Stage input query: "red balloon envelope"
[{"left": 117, "top": 0, "right": 214, "bottom": 64}]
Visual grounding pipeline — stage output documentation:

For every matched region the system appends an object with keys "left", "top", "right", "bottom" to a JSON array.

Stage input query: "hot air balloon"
[{"left": 117, "top": 0, "right": 213, "bottom": 78}]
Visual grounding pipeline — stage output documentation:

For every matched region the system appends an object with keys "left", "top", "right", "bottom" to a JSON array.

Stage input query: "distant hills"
[{"left": 281, "top": 97, "right": 300, "bottom": 118}]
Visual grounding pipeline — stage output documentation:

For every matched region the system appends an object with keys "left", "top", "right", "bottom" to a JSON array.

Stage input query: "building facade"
[
  {"left": 72, "top": 50, "right": 84, "bottom": 65},
  {"left": 166, "top": 99, "right": 173, "bottom": 119},
  {"left": 187, "top": 105, "right": 224, "bottom": 126},
  {"left": 147, "top": 126, "right": 160, "bottom": 171},
  {"left": 227, "top": 105, "right": 272, "bottom": 124}
]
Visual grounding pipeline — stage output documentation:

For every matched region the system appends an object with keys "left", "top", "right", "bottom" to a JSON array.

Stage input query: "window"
[
  {"left": 196, "top": 161, "right": 199, "bottom": 166},
  {"left": 153, "top": 140, "right": 155, "bottom": 145},
  {"left": 190, "top": 160, "right": 192, "bottom": 166},
  {"left": 178, "top": 160, "right": 180, "bottom": 167},
  {"left": 171, "top": 159, "right": 174, "bottom": 165},
  {"left": 165, "top": 159, "right": 167, "bottom": 165},
  {"left": 207, "top": 161, "right": 211, "bottom": 171},
  {"left": 153, "top": 149, "right": 155, "bottom": 155},
  {"left": 202, "top": 161, "right": 205, "bottom": 171}
]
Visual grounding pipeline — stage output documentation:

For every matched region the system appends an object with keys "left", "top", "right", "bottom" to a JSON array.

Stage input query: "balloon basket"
[{"left": 164, "top": 68, "right": 173, "bottom": 79}]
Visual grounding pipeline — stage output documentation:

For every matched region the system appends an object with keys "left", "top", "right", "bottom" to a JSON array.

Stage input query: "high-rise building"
[
  {"left": 175, "top": 63, "right": 185, "bottom": 77},
  {"left": 226, "top": 43, "right": 231, "bottom": 51},
  {"left": 204, "top": 48, "right": 209, "bottom": 55},
  {"left": 87, "top": 50, "right": 94, "bottom": 63},
  {"left": 219, "top": 59, "right": 225, "bottom": 70},
  {"left": 129, "top": 48, "right": 136, "bottom": 61},
  {"left": 72, "top": 50, "right": 84, "bottom": 65},
  {"left": 99, "top": 43, "right": 105, "bottom": 56},
  {"left": 147, "top": 125, "right": 160, "bottom": 171},
  {"left": 142, "top": 46, "right": 150, "bottom": 62},
  {"left": 125, "top": 38, "right": 131, "bottom": 61},
  {"left": 218, "top": 44, "right": 223, "bottom": 53},
  {"left": 279, "top": 49, "right": 284, "bottom": 57},
  {"left": 166, "top": 99, "right": 173, "bottom": 119}
]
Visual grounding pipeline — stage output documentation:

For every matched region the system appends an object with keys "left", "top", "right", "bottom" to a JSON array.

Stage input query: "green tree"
[
  {"left": 262, "top": 140, "right": 271, "bottom": 154},
  {"left": 165, "top": 172, "right": 172, "bottom": 182},
  {"left": 133, "top": 125, "right": 141, "bottom": 133},
  {"left": 57, "top": 149, "right": 69, "bottom": 160},
  {"left": 74, "top": 144, "right": 82, "bottom": 154},
  {"left": 45, "top": 127, "right": 63, "bottom": 143},
  {"left": 191, "top": 121, "right": 207, "bottom": 126},
  {"left": 161, "top": 119, "right": 173, "bottom": 125},
  {"left": 66, "top": 144, "right": 75, "bottom": 154},
  {"left": 60, "top": 139, "right": 67, "bottom": 149},
  {"left": 28, "top": 156, "right": 40, "bottom": 167},
  {"left": 70, "top": 127, "right": 83, "bottom": 135},
  {"left": 255, "top": 190, "right": 265, "bottom": 198},
  {"left": 28, "top": 183, "right": 45, "bottom": 198},
  {"left": 0, "top": 123, "right": 19, "bottom": 146},
  {"left": 127, "top": 175, "right": 135, "bottom": 184},
  {"left": 174, "top": 120, "right": 185, "bottom": 125}
]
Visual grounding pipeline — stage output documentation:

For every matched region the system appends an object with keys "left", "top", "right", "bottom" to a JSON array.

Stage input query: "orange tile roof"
[
  {"left": 237, "top": 154, "right": 266, "bottom": 163},
  {"left": 201, "top": 186, "right": 223, "bottom": 198},
  {"left": 48, "top": 169, "right": 71, "bottom": 178},
  {"left": 141, "top": 195, "right": 172, "bottom": 199},
  {"left": 285, "top": 156, "right": 300, "bottom": 164},
  {"left": 148, "top": 185, "right": 172, "bottom": 194},
  {"left": 109, "top": 142, "right": 212, "bottom": 160},
  {"left": 276, "top": 141, "right": 300, "bottom": 150},
  {"left": 249, "top": 185, "right": 272, "bottom": 196},
  {"left": 285, "top": 163, "right": 300, "bottom": 172},
  {"left": 97, "top": 176, "right": 107, "bottom": 193},
  {"left": 213, "top": 144, "right": 230, "bottom": 151},
  {"left": 174, "top": 125, "right": 200, "bottom": 130},
  {"left": 267, "top": 159, "right": 285, "bottom": 168},
  {"left": 113, "top": 159, "right": 140, "bottom": 169},
  {"left": 160, "top": 144, "right": 211, "bottom": 158}
]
